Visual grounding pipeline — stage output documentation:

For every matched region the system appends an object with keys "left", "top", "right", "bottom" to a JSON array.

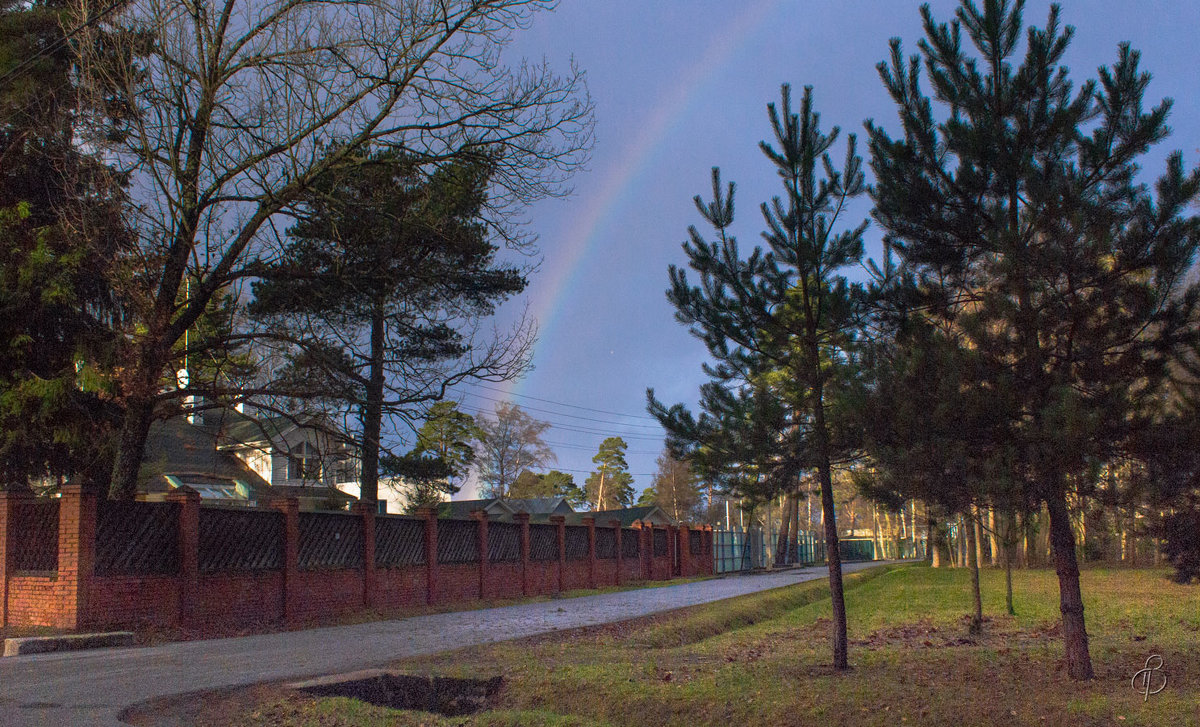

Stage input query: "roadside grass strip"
[{"left": 225, "top": 565, "right": 1200, "bottom": 727}]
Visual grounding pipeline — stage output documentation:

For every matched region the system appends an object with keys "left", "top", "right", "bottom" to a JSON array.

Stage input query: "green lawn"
[{"left": 232, "top": 565, "right": 1200, "bottom": 727}]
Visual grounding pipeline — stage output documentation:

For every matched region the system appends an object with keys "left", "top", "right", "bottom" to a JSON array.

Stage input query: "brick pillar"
[
  {"left": 0, "top": 489, "right": 34, "bottom": 627},
  {"left": 612, "top": 520, "right": 623, "bottom": 586},
  {"left": 679, "top": 524, "right": 691, "bottom": 577},
  {"left": 583, "top": 516, "right": 596, "bottom": 589},
  {"left": 57, "top": 484, "right": 96, "bottom": 629},
  {"left": 669, "top": 525, "right": 680, "bottom": 577},
  {"left": 269, "top": 496, "right": 300, "bottom": 624},
  {"left": 550, "top": 515, "right": 565, "bottom": 594},
  {"left": 515, "top": 512, "right": 531, "bottom": 597},
  {"left": 165, "top": 487, "right": 200, "bottom": 627},
  {"left": 640, "top": 523, "right": 652, "bottom": 580},
  {"left": 353, "top": 502, "right": 376, "bottom": 609},
  {"left": 471, "top": 510, "right": 489, "bottom": 600},
  {"left": 417, "top": 507, "right": 438, "bottom": 605}
]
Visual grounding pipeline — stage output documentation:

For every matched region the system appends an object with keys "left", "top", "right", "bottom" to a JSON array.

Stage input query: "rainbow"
[{"left": 502, "top": 0, "right": 781, "bottom": 399}]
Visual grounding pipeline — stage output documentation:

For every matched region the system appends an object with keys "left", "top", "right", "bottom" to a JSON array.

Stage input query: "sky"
[{"left": 449, "top": 0, "right": 1200, "bottom": 500}]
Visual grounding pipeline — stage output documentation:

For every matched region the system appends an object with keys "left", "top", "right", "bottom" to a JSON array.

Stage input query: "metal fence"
[
  {"left": 713, "top": 529, "right": 923, "bottom": 573},
  {"left": 95, "top": 500, "right": 180, "bottom": 575},
  {"left": 11, "top": 500, "right": 59, "bottom": 573}
]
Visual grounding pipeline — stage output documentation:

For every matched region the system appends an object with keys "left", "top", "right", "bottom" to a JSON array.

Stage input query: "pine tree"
[
  {"left": 386, "top": 401, "right": 483, "bottom": 506},
  {"left": 586, "top": 437, "right": 635, "bottom": 510},
  {"left": 867, "top": 0, "right": 1200, "bottom": 678},
  {"left": 0, "top": 0, "right": 131, "bottom": 488},
  {"left": 251, "top": 151, "right": 528, "bottom": 507},
  {"left": 650, "top": 84, "right": 868, "bottom": 670}
]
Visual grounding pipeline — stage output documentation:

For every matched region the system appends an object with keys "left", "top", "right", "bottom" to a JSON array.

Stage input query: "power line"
[
  {"left": 536, "top": 466, "right": 658, "bottom": 477},
  {"left": 457, "top": 390, "right": 662, "bottom": 429},
  {"left": 542, "top": 439, "right": 661, "bottom": 455},
  {"left": 451, "top": 401, "right": 665, "bottom": 442},
  {"left": 459, "top": 381, "right": 659, "bottom": 421}
]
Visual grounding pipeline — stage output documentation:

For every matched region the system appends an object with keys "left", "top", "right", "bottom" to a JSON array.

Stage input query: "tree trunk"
[
  {"left": 1047, "top": 492, "right": 1094, "bottom": 680},
  {"left": 358, "top": 300, "right": 387, "bottom": 506},
  {"left": 811, "top": 391, "right": 847, "bottom": 670},
  {"left": 110, "top": 344, "right": 169, "bottom": 500},
  {"left": 775, "top": 492, "right": 795, "bottom": 566},
  {"left": 974, "top": 510, "right": 985, "bottom": 570},
  {"left": 1002, "top": 510, "right": 1016, "bottom": 615},
  {"left": 956, "top": 515, "right": 966, "bottom": 567},
  {"left": 929, "top": 513, "right": 948, "bottom": 567},
  {"left": 966, "top": 507, "right": 982, "bottom": 634},
  {"left": 871, "top": 505, "right": 883, "bottom": 561},
  {"left": 988, "top": 508, "right": 1000, "bottom": 567},
  {"left": 818, "top": 461, "right": 847, "bottom": 669},
  {"left": 791, "top": 494, "right": 801, "bottom": 562},
  {"left": 110, "top": 389, "right": 157, "bottom": 500}
]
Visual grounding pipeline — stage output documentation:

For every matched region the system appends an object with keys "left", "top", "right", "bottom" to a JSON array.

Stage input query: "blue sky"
[{"left": 451, "top": 0, "right": 1200, "bottom": 499}]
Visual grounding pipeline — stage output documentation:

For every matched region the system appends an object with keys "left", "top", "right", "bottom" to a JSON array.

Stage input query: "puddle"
[{"left": 296, "top": 672, "right": 503, "bottom": 716}]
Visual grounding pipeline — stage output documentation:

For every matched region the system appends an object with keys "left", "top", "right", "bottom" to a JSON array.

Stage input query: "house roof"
[
  {"left": 505, "top": 497, "right": 574, "bottom": 515},
  {"left": 140, "top": 417, "right": 271, "bottom": 498},
  {"left": 571, "top": 505, "right": 675, "bottom": 527},
  {"left": 207, "top": 409, "right": 299, "bottom": 448},
  {"left": 439, "top": 496, "right": 577, "bottom": 521},
  {"left": 439, "top": 498, "right": 513, "bottom": 519}
]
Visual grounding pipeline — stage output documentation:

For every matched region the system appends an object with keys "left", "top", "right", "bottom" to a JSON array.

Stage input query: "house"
[
  {"left": 139, "top": 410, "right": 357, "bottom": 511},
  {"left": 567, "top": 505, "right": 675, "bottom": 528},
  {"left": 439, "top": 496, "right": 575, "bottom": 522}
]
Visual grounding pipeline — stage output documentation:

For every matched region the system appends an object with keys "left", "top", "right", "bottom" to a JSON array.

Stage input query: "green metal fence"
[{"left": 713, "top": 529, "right": 925, "bottom": 573}]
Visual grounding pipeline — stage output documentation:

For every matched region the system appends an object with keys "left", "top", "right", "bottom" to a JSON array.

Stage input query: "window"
[
  {"left": 287, "top": 442, "right": 322, "bottom": 482},
  {"left": 332, "top": 454, "right": 357, "bottom": 484}
]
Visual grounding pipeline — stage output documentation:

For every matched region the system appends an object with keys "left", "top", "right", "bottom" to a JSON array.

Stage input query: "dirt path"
[{"left": 0, "top": 561, "right": 896, "bottom": 726}]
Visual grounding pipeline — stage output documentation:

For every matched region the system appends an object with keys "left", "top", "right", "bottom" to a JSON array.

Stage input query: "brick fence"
[{"left": 0, "top": 486, "right": 714, "bottom": 631}]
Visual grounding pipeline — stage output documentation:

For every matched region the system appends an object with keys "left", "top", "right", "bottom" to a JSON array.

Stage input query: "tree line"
[{"left": 648, "top": 0, "right": 1200, "bottom": 681}]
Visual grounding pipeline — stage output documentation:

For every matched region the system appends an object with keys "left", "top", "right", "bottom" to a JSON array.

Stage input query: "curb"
[{"left": 4, "top": 631, "right": 135, "bottom": 657}]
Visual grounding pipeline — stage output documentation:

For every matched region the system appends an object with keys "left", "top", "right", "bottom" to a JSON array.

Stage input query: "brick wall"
[
  {"left": 193, "top": 572, "right": 284, "bottom": 628},
  {"left": 292, "top": 569, "right": 363, "bottom": 622},
  {"left": 7, "top": 575, "right": 61, "bottom": 627},
  {"left": 0, "top": 487, "right": 714, "bottom": 631},
  {"left": 87, "top": 575, "right": 180, "bottom": 629},
  {"left": 374, "top": 567, "right": 425, "bottom": 609},
  {"left": 436, "top": 563, "right": 481, "bottom": 604}
]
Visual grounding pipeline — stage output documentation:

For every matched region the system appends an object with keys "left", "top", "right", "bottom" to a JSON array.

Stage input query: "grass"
[{"left": 201, "top": 565, "right": 1200, "bottom": 726}]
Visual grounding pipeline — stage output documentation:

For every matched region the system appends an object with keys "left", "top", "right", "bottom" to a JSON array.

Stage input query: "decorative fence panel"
[
  {"left": 488, "top": 522, "right": 520, "bottom": 562},
  {"left": 199, "top": 507, "right": 284, "bottom": 573},
  {"left": 653, "top": 528, "right": 668, "bottom": 558},
  {"left": 375, "top": 516, "right": 426, "bottom": 567},
  {"left": 529, "top": 524, "right": 558, "bottom": 561},
  {"left": 621, "top": 528, "right": 640, "bottom": 559},
  {"left": 297, "top": 512, "right": 363, "bottom": 570},
  {"left": 437, "top": 519, "right": 479, "bottom": 563},
  {"left": 11, "top": 500, "right": 59, "bottom": 572},
  {"left": 595, "top": 527, "right": 616, "bottom": 559},
  {"left": 564, "top": 525, "right": 589, "bottom": 561},
  {"left": 689, "top": 529, "right": 703, "bottom": 556},
  {"left": 95, "top": 500, "right": 180, "bottom": 575}
]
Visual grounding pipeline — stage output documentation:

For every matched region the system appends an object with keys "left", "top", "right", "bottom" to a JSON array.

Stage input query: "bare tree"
[
  {"left": 73, "top": 0, "right": 593, "bottom": 498},
  {"left": 475, "top": 401, "right": 553, "bottom": 498}
]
